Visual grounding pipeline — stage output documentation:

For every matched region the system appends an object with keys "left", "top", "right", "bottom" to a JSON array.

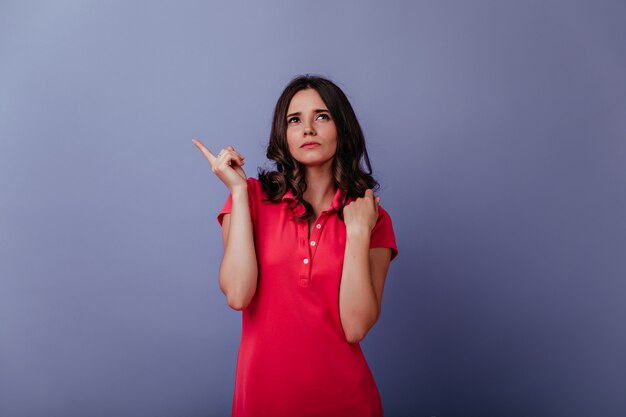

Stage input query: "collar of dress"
[{"left": 281, "top": 187, "right": 353, "bottom": 214}]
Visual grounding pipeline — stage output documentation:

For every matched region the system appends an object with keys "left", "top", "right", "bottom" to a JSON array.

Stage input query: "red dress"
[{"left": 218, "top": 178, "right": 398, "bottom": 417}]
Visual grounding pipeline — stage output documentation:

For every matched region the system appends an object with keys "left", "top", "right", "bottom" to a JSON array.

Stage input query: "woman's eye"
[
  {"left": 317, "top": 114, "right": 330, "bottom": 120},
  {"left": 287, "top": 117, "right": 299, "bottom": 123}
]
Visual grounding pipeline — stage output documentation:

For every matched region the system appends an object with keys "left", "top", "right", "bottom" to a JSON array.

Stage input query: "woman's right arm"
[
  {"left": 219, "top": 185, "right": 258, "bottom": 310},
  {"left": 192, "top": 139, "right": 258, "bottom": 310}
]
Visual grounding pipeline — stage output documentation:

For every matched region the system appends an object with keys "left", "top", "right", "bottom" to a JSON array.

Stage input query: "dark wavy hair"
[{"left": 257, "top": 75, "right": 378, "bottom": 222}]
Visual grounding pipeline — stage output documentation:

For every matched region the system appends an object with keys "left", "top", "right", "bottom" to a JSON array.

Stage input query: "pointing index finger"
[{"left": 192, "top": 138, "right": 216, "bottom": 163}]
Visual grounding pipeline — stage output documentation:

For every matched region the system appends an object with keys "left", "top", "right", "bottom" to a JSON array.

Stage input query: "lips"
[{"left": 301, "top": 141, "right": 320, "bottom": 148}]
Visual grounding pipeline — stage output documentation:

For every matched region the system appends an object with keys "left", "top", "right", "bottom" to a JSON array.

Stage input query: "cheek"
[
  {"left": 286, "top": 131, "right": 299, "bottom": 156},
  {"left": 326, "top": 125, "right": 338, "bottom": 143},
  {"left": 328, "top": 129, "right": 338, "bottom": 150},
  {"left": 286, "top": 131, "right": 296, "bottom": 147}
]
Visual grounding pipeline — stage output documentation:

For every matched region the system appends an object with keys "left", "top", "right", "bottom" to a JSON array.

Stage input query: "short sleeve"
[
  {"left": 217, "top": 193, "right": 233, "bottom": 226},
  {"left": 216, "top": 178, "right": 258, "bottom": 227},
  {"left": 369, "top": 206, "right": 399, "bottom": 261}
]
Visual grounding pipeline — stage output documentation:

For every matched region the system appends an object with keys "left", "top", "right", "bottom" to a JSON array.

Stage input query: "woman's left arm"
[{"left": 339, "top": 190, "right": 392, "bottom": 344}]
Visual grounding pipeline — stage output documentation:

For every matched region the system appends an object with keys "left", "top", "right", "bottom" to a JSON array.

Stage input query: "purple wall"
[{"left": 1, "top": 1, "right": 625, "bottom": 416}]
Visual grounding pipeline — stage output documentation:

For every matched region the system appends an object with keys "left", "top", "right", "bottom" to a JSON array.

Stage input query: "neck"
[{"left": 303, "top": 165, "right": 335, "bottom": 206}]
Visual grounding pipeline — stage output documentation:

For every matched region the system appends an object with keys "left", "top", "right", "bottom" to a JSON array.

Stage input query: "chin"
[{"left": 296, "top": 157, "right": 334, "bottom": 168}]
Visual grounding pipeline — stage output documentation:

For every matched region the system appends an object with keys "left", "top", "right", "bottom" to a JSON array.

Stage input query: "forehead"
[{"left": 287, "top": 88, "right": 327, "bottom": 112}]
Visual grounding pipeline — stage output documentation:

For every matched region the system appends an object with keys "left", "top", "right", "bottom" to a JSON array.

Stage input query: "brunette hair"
[{"left": 257, "top": 75, "right": 378, "bottom": 221}]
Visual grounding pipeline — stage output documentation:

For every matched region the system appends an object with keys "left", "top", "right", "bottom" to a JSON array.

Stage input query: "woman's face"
[{"left": 285, "top": 88, "right": 337, "bottom": 169}]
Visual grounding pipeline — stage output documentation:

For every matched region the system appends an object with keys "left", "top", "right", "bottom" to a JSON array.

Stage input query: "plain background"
[{"left": 1, "top": 1, "right": 625, "bottom": 416}]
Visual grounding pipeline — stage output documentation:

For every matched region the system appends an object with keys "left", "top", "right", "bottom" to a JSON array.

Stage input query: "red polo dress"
[{"left": 217, "top": 177, "right": 398, "bottom": 417}]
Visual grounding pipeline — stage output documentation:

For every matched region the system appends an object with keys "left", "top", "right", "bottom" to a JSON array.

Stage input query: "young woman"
[{"left": 192, "top": 75, "right": 398, "bottom": 417}]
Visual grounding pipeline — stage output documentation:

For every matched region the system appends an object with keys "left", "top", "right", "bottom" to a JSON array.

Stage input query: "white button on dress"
[
  {"left": 310, "top": 241, "right": 316, "bottom": 246},
  {"left": 303, "top": 258, "right": 309, "bottom": 264},
  {"left": 316, "top": 224, "right": 321, "bottom": 229}
]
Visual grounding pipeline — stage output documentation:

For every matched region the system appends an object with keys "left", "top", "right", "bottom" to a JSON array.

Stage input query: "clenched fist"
[{"left": 343, "top": 189, "right": 380, "bottom": 235}]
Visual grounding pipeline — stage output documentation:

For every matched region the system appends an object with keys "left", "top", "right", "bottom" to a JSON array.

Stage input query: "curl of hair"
[{"left": 258, "top": 75, "right": 378, "bottom": 222}]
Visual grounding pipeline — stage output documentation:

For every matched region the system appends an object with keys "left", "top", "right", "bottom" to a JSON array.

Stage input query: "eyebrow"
[{"left": 286, "top": 109, "right": 330, "bottom": 118}]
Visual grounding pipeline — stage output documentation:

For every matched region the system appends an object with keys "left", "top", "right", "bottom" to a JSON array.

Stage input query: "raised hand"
[
  {"left": 192, "top": 138, "right": 248, "bottom": 191},
  {"left": 343, "top": 189, "right": 380, "bottom": 235}
]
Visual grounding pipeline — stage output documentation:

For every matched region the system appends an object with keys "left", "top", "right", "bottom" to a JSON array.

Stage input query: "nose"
[{"left": 304, "top": 124, "right": 316, "bottom": 136}]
